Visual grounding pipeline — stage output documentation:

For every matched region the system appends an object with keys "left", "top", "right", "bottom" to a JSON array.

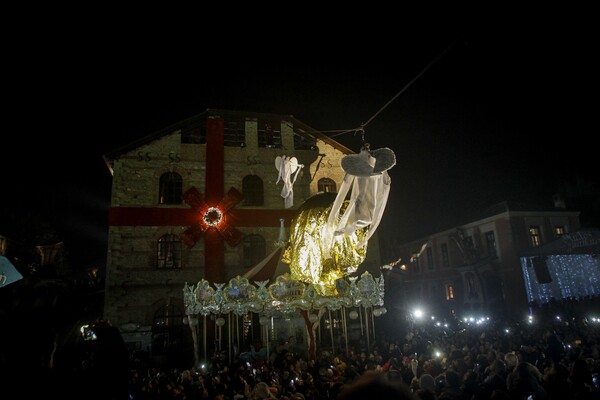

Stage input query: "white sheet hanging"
[
  {"left": 323, "top": 145, "right": 394, "bottom": 253},
  {"left": 275, "top": 155, "right": 304, "bottom": 208}
]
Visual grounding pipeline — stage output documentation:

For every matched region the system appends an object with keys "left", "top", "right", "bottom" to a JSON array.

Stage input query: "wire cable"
[{"left": 328, "top": 36, "right": 461, "bottom": 139}]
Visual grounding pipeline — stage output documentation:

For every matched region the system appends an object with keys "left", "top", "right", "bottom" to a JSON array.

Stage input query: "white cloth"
[
  {"left": 323, "top": 147, "right": 393, "bottom": 255},
  {"left": 326, "top": 171, "right": 391, "bottom": 242},
  {"left": 276, "top": 156, "right": 303, "bottom": 208}
]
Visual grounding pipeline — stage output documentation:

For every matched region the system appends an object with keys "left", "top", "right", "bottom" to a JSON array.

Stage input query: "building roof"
[
  {"left": 424, "top": 200, "right": 580, "bottom": 237},
  {"left": 401, "top": 200, "right": 581, "bottom": 245},
  {"left": 103, "top": 108, "right": 354, "bottom": 164}
]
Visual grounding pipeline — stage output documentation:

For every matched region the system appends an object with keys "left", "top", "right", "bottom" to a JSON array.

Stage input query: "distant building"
[
  {"left": 392, "top": 201, "right": 595, "bottom": 321},
  {"left": 102, "top": 109, "right": 383, "bottom": 363}
]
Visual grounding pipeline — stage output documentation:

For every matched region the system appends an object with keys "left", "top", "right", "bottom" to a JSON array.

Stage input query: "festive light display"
[
  {"left": 203, "top": 207, "right": 223, "bottom": 227},
  {"left": 521, "top": 254, "right": 600, "bottom": 304}
]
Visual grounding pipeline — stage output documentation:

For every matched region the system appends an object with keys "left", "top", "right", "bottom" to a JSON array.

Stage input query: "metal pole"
[
  {"left": 364, "top": 307, "right": 370, "bottom": 355},
  {"left": 271, "top": 316, "right": 275, "bottom": 346},
  {"left": 359, "top": 305, "right": 364, "bottom": 336},
  {"left": 316, "top": 311, "right": 321, "bottom": 347},
  {"left": 328, "top": 309, "right": 335, "bottom": 354},
  {"left": 236, "top": 314, "right": 240, "bottom": 357},
  {"left": 203, "top": 315, "right": 207, "bottom": 362},
  {"left": 342, "top": 307, "right": 349, "bottom": 357},
  {"left": 265, "top": 322, "right": 269, "bottom": 364},
  {"left": 228, "top": 313, "right": 232, "bottom": 365},
  {"left": 371, "top": 306, "right": 376, "bottom": 346}
]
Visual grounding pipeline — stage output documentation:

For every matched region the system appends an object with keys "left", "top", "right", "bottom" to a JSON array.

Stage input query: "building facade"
[
  {"left": 102, "top": 109, "right": 383, "bottom": 360},
  {"left": 392, "top": 201, "right": 581, "bottom": 321}
]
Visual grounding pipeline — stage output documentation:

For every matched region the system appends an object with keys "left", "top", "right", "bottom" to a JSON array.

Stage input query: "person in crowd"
[
  {"left": 506, "top": 361, "right": 547, "bottom": 400},
  {"left": 335, "top": 370, "right": 417, "bottom": 400},
  {"left": 568, "top": 358, "right": 597, "bottom": 399},
  {"left": 251, "top": 381, "right": 278, "bottom": 399},
  {"left": 542, "top": 361, "right": 570, "bottom": 400},
  {"left": 415, "top": 373, "right": 437, "bottom": 400},
  {"left": 81, "top": 320, "right": 131, "bottom": 400},
  {"left": 437, "top": 370, "right": 462, "bottom": 400},
  {"left": 543, "top": 329, "right": 565, "bottom": 364},
  {"left": 504, "top": 352, "right": 519, "bottom": 374},
  {"left": 480, "top": 359, "right": 508, "bottom": 398}
]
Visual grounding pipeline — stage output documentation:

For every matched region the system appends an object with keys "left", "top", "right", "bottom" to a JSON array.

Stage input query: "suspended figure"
[{"left": 282, "top": 143, "right": 396, "bottom": 295}]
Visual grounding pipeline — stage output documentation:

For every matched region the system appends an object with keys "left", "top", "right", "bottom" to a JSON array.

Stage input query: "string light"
[{"left": 522, "top": 254, "right": 600, "bottom": 304}]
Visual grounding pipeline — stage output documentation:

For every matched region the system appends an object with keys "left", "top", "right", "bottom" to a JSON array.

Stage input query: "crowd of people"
[
  {"left": 123, "top": 311, "right": 599, "bottom": 399},
  {"left": 2, "top": 298, "right": 599, "bottom": 399}
]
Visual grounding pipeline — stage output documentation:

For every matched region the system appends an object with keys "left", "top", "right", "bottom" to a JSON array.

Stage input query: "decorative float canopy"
[{"left": 183, "top": 271, "right": 384, "bottom": 317}]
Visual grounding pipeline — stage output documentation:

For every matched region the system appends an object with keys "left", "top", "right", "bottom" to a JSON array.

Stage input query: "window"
[
  {"left": 554, "top": 225, "right": 566, "bottom": 238},
  {"left": 318, "top": 178, "right": 337, "bottom": 193},
  {"left": 258, "top": 121, "right": 281, "bottom": 148},
  {"left": 242, "top": 175, "right": 264, "bottom": 206},
  {"left": 293, "top": 127, "right": 315, "bottom": 150},
  {"left": 485, "top": 231, "right": 497, "bottom": 258},
  {"left": 426, "top": 247, "right": 434, "bottom": 270},
  {"left": 157, "top": 234, "right": 182, "bottom": 269},
  {"left": 441, "top": 243, "right": 450, "bottom": 268},
  {"left": 529, "top": 226, "right": 542, "bottom": 247},
  {"left": 159, "top": 172, "right": 183, "bottom": 204},
  {"left": 224, "top": 119, "right": 245, "bottom": 147},
  {"left": 445, "top": 284, "right": 454, "bottom": 300},
  {"left": 464, "top": 236, "right": 474, "bottom": 250},
  {"left": 411, "top": 252, "right": 420, "bottom": 273},
  {"left": 243, "top": 234, "right": 266, "bottom": 268}
]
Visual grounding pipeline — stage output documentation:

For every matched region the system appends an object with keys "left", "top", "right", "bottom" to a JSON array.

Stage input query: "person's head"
[
  {"left": 336, "top": 371, "right": 416, "bottom": 400},
  {"left": 444, "top": 370, "right": 461, "bottom": 388},
  {"left": 252, "top": 381, "right": 276, "bottom": 399},
  {"left": 419, "top": 374, "right": 435, "bottom": 392},
  {"left": 504, "top": 352, "right": 518, "bottom": 369},
  {"left": 490, "top": 359, "right": 506, "bottom": 375}
]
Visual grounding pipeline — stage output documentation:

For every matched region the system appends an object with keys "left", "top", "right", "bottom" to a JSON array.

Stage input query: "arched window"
[
  {"left": 157, "top": 234, "right": 182, "bottom": 269},
  {"left": 159, "top": 172, "right": 183, "bottom": 204},
  {"left": 242, "top": 234, "right": 266, "bottom": 268},
  {"left": 318, "top": 177, "right": 337, "bottom": 193},
  {"left": 242, "top": 175, "right": 264, "bottom": 206}
]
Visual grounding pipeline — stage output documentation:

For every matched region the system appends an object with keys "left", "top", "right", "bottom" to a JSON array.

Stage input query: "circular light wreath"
[{"left": 203, "top": 207, "right": 223, "bottom": 227}]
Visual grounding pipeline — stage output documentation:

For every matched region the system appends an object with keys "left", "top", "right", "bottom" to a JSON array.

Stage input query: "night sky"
[{"left": 2, "top": 21, "right": 598, "bottom": 270}]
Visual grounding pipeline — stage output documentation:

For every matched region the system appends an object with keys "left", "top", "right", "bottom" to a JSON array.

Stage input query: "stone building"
[
  {"left": 391, "top": 200, "right": 584, "bottom": 322},
  {"left": 102, "top": 109, "right": 383, "bottom": 362}
]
